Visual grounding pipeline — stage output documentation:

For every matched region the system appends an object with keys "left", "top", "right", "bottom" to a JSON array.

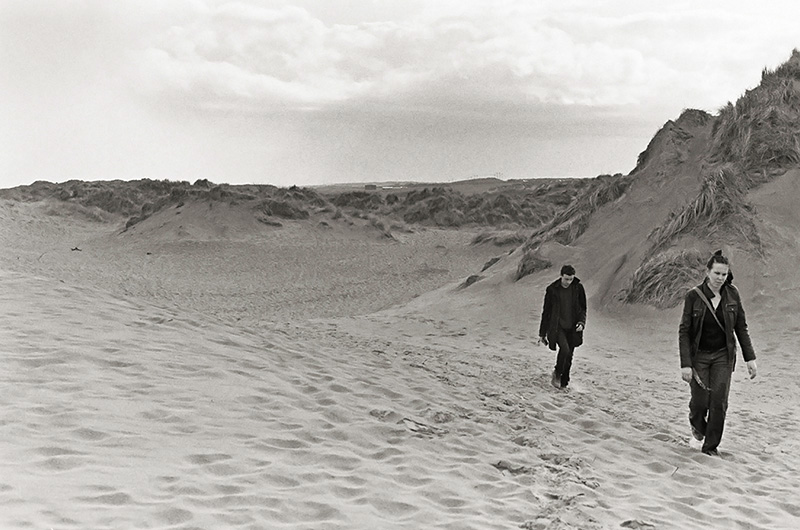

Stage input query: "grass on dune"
[{"left": 619, "top": 249, "right": 706, "bottom": 308}]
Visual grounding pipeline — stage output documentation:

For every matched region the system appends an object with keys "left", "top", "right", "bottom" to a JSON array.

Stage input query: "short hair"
[
  {"left": 706, "top": 250, "right": 729, "bottom": 270},
  {"left": 560, "top": 264, "right": 576, "bottom": 276}
]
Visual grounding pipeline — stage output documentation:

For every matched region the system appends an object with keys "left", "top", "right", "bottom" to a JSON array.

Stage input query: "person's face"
[
  {"left": 560, "top": 274, "right": 575, "bottom": 288},
  {"left": 706, "top": 263, "right": 729, "bottom": 290}
]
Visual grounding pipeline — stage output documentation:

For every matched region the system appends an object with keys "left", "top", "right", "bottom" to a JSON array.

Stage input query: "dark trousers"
[
  {"left": 689, "top": 348, "right": 732, "bottom": 452},
  {"left": 554, "top": 329, "right": 575, "bottom": 387}
]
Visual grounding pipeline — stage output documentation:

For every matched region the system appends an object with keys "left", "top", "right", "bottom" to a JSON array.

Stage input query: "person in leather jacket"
[{"left": 679, "top": 250, "right": 757, "bottom": 455}]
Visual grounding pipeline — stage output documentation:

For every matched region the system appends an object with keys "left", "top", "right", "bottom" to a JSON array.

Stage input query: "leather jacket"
[{"left": 679, "top": 280, "right": 756, "bottom": 369}]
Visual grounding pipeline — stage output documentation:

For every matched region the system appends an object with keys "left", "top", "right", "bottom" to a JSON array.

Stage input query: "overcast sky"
[{"left": 1, "top": 1, "right": 798, "bottom": 188}]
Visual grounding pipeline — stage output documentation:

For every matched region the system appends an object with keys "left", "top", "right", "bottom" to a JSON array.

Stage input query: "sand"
[{"left": 2, "top": 198, "right": 799, "bottom": 529}]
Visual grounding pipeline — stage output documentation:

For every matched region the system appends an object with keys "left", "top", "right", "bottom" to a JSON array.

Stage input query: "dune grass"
[
  {"left": 620, "top": 52, "right": 800, "bottom": 306},
  {"left": 711, "top": 50, "right": 800, "bottom": 177},
  {"left": 515, "top": 249, "right": 552, "bottom": 281},
  {"left": 524, "top": 173, "right": 631, "bottom": 250},
  {"left": 642, "top": 51, "right": 800, "bottom": 258},
  {"left": 619, "top": 249, "right": 706, "bottom": 308},
  {"left": 471, "top": 230, "right": 529, "bottom": 247},
  {"left": 645, "top": 164, "right": 762, "bottom": 255}
]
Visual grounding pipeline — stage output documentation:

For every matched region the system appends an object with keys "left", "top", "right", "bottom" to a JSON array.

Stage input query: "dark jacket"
[
  {"left": 679, "top": 280, "right": 756, "bottom": 369},
  {"left": 538, "top": 277, "right": 587, "bottom": 351}
]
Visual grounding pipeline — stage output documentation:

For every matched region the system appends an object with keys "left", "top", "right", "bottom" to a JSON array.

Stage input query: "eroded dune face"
[{"left": 519, "top": 52, "right": 800, "bottom": 313}]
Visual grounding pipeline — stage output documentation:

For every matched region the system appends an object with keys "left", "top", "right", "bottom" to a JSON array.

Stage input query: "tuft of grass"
[
  {"left": 459, "top": 275, "right": 484, "bottom": 289},
  {"left": 710, "top": 50, "right": 800, "bottom": 175},
  {"left": 634, "top": 50, "right": 800, "bottom": 276},
  {"left": 515, "top": 249, "right": 551, "bottom": 281},
  {"left": 471, "top": 230, "right": 528, "bottom": 247},
  {"left": 481, "top": 256, "right": 502, "bottom": 272},
  {"left": 524, "top": 173, "right": 631, "bottom": 250},
  {"left": 619, "top": 249, "right": 706, "bottom": 308},
  {"left": 645, "top": 165, "right": 761, "bottom": 254}
]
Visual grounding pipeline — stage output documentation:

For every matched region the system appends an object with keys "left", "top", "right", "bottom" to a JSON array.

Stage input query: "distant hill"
[
  {"left": 513, "top": 49, "right": 800, "bottom": 310},
  {"left": 0, "top": 175, "right": 592, "bottom": 242}
]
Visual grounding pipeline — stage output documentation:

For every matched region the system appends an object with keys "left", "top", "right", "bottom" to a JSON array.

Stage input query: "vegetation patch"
[
  {"left": 460, "top": 275, "right": 484, "bottom": 289},
  {"left": 524, "top": 173, "right": 631, "bottom": 250},
  {"left": 618, "top": 249, "right": 706, "bottom": 308},
  {"left": 646, "top": 165, "right": 762, "bottom": 255},
  {"left": 515, "top": 249, "right": 552, "bottom": 281},
  {"left": 472, "top": 230, "right": 528, "bottom": 247},
  {"left": 481, "top": 257, "right": 502, "bottom": 272}
]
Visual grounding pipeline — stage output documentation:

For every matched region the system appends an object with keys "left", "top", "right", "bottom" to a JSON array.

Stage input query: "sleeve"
[
  {"left": 678, "top": 290, "right": 694, "bottom": 368},
  {"left": 577, "top": 284, "right": 587, "bottom": 326},
  {"left": 538, "top": 288, "right": 551, "bottom": 338},
  {"left": 734, "top": 296, "right": 756, "bottom": 362}
]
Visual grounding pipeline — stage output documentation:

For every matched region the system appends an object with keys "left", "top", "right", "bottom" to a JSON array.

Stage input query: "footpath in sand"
[{"left": 2, "top": 201, "right": 800, "bottom": 529}]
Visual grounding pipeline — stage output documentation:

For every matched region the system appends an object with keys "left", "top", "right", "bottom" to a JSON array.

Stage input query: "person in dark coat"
[
  {"left": 679, "top": 250, "right": 758, "bottom": 456},
  {"left": 538, "top": 264, "right": 587, "bottom": 389}
]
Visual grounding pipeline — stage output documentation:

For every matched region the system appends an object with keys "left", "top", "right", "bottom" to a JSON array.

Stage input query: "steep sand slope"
[
  {"left": 746, "top": 168, "right": 800, "bottom": 315},
  {"left": 531, "top": 110, "right": 714, "bottom": 308}
]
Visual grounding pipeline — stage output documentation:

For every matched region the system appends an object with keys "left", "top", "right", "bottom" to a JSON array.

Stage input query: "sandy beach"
[{"left": 2, "top": 197, "right": 799, "bottom": 530}]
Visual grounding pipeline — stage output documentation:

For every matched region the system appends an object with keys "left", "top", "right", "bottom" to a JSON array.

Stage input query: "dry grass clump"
[
  {"left": 619, "top": 249, "right": 706, "bottom": 308},
  {"left": 646, "top": 165, "right": 762, "bottom": 255},
  {"left": 524, "top": 173, "right": 631, "bottom": 250},
  {"left": 459, "top": 274, "right": 484, "bottom": 289},
  {"left": 257, "top": 199, "right": 310, "bottom": 220},
  {"left": 711, "top": 49, "right": 800, "bottom": 177},
  {"left": 481, "top": 256, "right": 502, "bottom": 272},
  {"left": 42, "top": 200, "right": 114, "bottom": 223},
  {"left": 0, "top": 179, "right": 188, "bottom": 217},
  {"left": 640, "top": 51, "right": 800, "bottom": 261},
  {"left": 331, "top": 191, "right": 385, "bottom": 211},
  {"left": 471, "top": 230, "right": 528, "bottom": 247},
  {"left": 325, "top": 182, "right": 586, "bottom": 229},
  {"left": 515, "top": 249, "right": 551, "bottom": 281},
  {"left": 273, "top": 185, "right": 328, "bottom": 208},
  {"left": 367, "top": 215, "right": 396, "bottom": 240}
]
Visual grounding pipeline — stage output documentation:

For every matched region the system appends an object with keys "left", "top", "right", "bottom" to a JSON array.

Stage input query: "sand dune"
[
  {"left": 3, "top": 194, "right": 800, "bottom": 529},
  {"left": 3, "top": 48, "right": 800, "bottom": 530}
]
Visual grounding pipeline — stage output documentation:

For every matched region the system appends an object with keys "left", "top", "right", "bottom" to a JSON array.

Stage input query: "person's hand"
[
  {"left": 575, "top": 323, "right": 584, "bottom": 332},
  {"left": 681, "top": 367, "right": 692, "bottom": 384},
  {"left": 746, "top": 360, "right": 758, "bottom": 379},
  {"left": 538, "top": 335, "right": 548, "bottom": 347}
]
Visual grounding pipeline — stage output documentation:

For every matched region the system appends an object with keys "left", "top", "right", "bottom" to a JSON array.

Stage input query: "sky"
[{"left": 1, "top": 1, "right": 798, "bottom": 188}]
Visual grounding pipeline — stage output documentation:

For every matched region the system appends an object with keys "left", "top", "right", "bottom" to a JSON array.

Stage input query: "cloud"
[
  {"left": 131, "top": 0, "right": 800, "bottom": 123},
  {"left": 3, "top": 0, "right": 798, "bottom": 188},
  {"left": 132, "top": 1, "right": 685, "bottom": 117}
]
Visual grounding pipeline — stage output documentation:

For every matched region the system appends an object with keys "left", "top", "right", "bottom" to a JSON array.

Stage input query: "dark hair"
[
  {"left": 560, "top": 264, "right": 576, "bottom": 276},
  {"left": 706, "top": 250, "right": 734, "bottom": 285},
  {"left": 706, "top": 250, "right": 729, "bottom": 270}
]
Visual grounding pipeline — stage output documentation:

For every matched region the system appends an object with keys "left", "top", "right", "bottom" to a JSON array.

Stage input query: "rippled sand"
[{"left": 2, "top": 199, "right": 799, "bottom": 529}]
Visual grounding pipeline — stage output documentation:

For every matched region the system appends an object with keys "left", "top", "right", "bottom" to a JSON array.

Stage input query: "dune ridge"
[{"left": 509, "top": 50, "right": 800, "bottom": 312}]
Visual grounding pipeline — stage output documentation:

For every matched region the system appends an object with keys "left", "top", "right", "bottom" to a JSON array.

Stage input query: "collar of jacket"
[
  {"left": 699, "top": 279, "right": 729, "bottom": 303},
  {"left": 549, "top": 276, "right": 581, "bottom": 289}
]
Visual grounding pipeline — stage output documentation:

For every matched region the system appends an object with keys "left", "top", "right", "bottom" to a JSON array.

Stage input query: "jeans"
[
  {"left": 689, "top": 348, "right": 732, "bottom": 452},
  {"left": 554, "top": 328, "right": 575, "bottom": 387}
]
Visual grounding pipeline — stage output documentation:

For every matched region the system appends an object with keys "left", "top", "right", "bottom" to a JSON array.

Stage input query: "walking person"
[
  {"left": 679, "top": 250, "right": 758, "bottom": 456},
  {"left": 538, "top": 264, "right": 587, "bottom": 389}
]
